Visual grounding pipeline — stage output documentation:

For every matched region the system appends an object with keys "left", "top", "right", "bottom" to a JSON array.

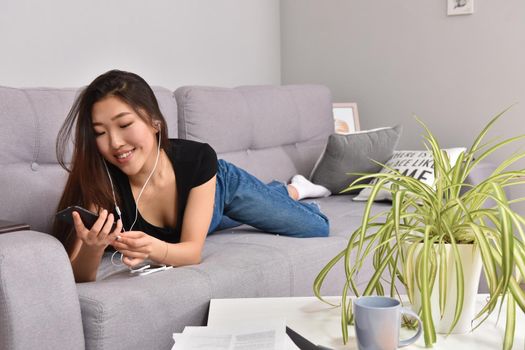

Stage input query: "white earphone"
[{"left": 102, "top": 160, "right": 122, "bottom": 219}]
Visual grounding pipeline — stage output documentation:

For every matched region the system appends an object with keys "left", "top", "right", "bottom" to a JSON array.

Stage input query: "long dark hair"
[{"left": 53, "top": 70, "right": 169, "bottom": 253}]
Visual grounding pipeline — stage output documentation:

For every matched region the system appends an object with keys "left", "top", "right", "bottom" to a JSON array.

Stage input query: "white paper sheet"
[{"left": 171, "top": 319, "right": 299, "bottom": 350}]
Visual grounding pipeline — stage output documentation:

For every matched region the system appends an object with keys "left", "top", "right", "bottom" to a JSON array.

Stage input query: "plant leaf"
[
  {"left": 446, "top": 236, "right": 465, "bottom": 334},
  {"left": 503, "top": 294, "right": 515, "bottom": 350},
  {"left": 341, "top": 280, "right": 350, "bottom": 344},
  {"left": 421, "top": 226, "right": 437, "bottom": 346},
  {"left": 490, "top": 182, "right": 514, "bottom": 296},
  {"left": 314, "top": 248, "right": 346, "bottom": 306},
  {"left": 438, "top": 243, "right": 447, "bottom": 318}
]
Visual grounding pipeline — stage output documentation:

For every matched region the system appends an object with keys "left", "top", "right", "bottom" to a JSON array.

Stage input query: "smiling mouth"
[{"left": 115, "top": 149, "right": 135, "bottom": 161}]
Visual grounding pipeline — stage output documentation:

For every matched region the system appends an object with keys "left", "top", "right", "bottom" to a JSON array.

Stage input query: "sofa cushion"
[
  {"left": 310, "top": 126, "right": 402, "bottom": 195},
  {"left": 0, "top": 85, "right": 178, "bottom": 232},
  {"left": 175, "top": 85, "right": 334, "bottom": 183},
  {"left": 86, "top": 195, "right": 389, "bottom": 350}
]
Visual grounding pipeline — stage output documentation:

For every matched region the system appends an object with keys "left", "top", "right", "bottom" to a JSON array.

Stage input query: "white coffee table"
[{"left": 208, "top": 295, "right": 525, "bottom": 349}]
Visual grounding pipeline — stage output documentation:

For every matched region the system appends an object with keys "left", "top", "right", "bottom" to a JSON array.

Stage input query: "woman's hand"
[
  {"left": 72, "top": 209, "right": 122, "bottom": 251},
  {"left": 110, "top": 231, "right": 165, "bottom": 267}
]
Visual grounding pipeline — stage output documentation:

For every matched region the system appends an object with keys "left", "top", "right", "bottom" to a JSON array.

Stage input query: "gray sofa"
[{"left": 0, "top": 84, "right": 489, "bottom": 350}]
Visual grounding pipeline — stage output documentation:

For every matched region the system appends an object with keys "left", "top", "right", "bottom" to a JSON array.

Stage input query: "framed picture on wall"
[
  {"left": 447, "top": 0, "right": 474, "bottom": 16},
  {"left": 333, "top": 103, "right": 360, "bottom": 134}
]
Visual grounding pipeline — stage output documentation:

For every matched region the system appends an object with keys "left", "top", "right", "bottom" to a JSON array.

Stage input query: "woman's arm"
[
  {"left": 113, "top": 175, "right": 216, "bottom": 267},
  {"left": 164, "top": 175, "right": 216, "bottom": 265},
  {"left": 70, "top": 238, "right": 106, "bottom": 283}
]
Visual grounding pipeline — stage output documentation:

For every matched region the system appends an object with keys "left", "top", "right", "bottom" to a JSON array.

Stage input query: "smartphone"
[{"left": 55, "top": 205, "right": 117, "bottom": 231}]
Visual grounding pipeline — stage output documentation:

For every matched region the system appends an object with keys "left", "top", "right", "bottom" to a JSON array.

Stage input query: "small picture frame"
[
  {"left": 447, "top": 0, "right": 474, "bottom": 16},
  {"left": 332, "top": 103, "right": 360, "bottom": 134}
]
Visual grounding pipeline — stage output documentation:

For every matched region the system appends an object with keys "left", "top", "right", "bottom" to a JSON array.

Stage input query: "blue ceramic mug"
[{"left": 353, "top": 296, "right": 422, "bottom": 350}]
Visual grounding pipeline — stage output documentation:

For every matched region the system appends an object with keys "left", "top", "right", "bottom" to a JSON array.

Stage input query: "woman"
[{"left": 53, "top": 70, "right": 330, "bottom": 282}]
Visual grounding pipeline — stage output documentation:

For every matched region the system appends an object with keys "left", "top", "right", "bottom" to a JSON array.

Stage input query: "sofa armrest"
[{"left": 0, "top": 231, "right": 85, "bottom": 350}]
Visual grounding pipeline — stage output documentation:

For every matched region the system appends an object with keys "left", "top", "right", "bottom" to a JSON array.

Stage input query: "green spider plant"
[{"left": 313, "top": 109, "right": 525, "bottom": 349}]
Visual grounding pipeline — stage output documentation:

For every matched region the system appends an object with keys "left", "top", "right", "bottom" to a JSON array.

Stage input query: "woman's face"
[{"left": 91, "top": 96, "right": 158, "bottom": 178}]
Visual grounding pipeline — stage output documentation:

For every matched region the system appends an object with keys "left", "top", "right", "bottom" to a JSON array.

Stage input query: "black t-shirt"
[{"left": 108, "top": 139, "right": 217, "bottom": 243}]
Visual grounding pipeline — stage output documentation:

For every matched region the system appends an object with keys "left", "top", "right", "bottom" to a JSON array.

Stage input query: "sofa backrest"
[
  {"left": 0, "top": 86, "right": 178, "bottom": 232},
  {"left": 175, "top": 85, "right": 334, "bottom": 183}
]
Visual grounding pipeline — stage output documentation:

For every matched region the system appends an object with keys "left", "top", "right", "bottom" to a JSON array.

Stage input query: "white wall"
[
  {"left": 281, "top": 0, "right": 525, "bottom": 213},
  {"left": 0, "top": 0, "right": 281, "bottom": 88}
]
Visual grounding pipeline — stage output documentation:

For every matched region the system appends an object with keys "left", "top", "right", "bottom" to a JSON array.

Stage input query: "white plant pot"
[{"left": 410, "top": 243, "right": 482, "bottom": 334}]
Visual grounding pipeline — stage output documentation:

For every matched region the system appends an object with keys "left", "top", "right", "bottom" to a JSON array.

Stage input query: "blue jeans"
[{"left": 208, "top": 159, "right": 329, "bottom": 237}]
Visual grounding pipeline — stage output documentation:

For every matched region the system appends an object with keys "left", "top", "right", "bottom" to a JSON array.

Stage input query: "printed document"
[{"left": 171, "top": 319, "right": 299, "bottom": 350}]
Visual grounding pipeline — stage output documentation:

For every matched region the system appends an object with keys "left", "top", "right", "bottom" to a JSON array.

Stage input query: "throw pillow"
[
  {"left": 309, "top": 125, "right": 402, "bottom": 194},
  {"left": 353, "top": 147, "right": 466, "bottom": 201}
]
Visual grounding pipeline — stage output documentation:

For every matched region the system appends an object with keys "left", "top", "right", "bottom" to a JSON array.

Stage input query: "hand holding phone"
[{"left": 56, "top": 205, "right": 118, "bottom": 232}]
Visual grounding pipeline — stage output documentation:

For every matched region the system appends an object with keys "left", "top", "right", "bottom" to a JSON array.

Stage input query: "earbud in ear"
[{"left": 154, "top": 121, "right": 161, "bottom": 130}]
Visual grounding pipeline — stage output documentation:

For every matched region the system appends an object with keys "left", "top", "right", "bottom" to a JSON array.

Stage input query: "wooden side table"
[{"left": 0, "top": 219, "right": 30, "bottom": 234}]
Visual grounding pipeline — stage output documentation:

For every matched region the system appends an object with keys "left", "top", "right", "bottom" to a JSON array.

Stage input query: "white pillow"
[{"left": 353, "top": 147, "right": 466, "bottom": 202}]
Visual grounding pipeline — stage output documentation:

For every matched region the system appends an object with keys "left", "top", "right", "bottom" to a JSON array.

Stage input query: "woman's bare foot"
[{"left": 287, "top": 184, "right": 299, "bottom": 200}]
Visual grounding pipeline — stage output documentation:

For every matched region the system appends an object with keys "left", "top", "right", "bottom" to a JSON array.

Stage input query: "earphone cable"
[
  {"left": 108, "top": 130, "right": 162, "bottom": 267},
  {"left": 129, "top": 131, "right": 161, "bottom": 232}
]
